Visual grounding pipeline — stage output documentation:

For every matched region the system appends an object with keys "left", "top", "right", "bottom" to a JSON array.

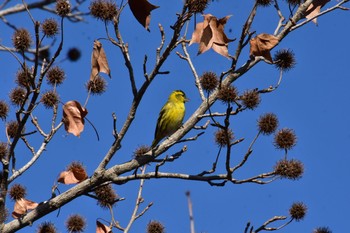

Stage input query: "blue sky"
[{"left": 0, "top": 0, "right": 349, "bottom": 232}]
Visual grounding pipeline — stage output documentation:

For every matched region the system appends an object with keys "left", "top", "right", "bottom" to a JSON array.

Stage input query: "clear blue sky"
[{"left": 0, "top": 0, "right": 349, "bottom": 232}]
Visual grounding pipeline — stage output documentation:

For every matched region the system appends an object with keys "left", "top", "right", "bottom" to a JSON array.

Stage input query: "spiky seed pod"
[
  {"left": 214, "top": 128, "right": 234, "bottom": 147},
  {"left": 37, "top": 221, "right": 57, "bottom": 233},
  {"left": 274, "top": 49, "right": 296, "bottom": 71},
  {"left": 46, "top": 66, "right": 65, "bottom": 86},
  {"left": 0, "top": 100, "right": 9, "bottom": 120},
  {"left": 313, "top": 227, "right": 332, "bottom": 233},
  {"left": 94, "top": 184, "right": 118, "bottom": 208},
  {"left": 217, "top": 85, "right": 237, "bottom": 104},
  {"left": 16, "top": 67, "right": 32, "bottom": 88},
  {"left": 67, "top": 47, "right": 81, "bottom": 62},
  {"left": 9, "top": 184, "right": 27, "bottom": 200},
  {"left": 67, "top": 161, "right": 85, "bottom": 172},
  {"left": 188, "top": 0, "right": 209, "bottom": 13},
  {"left": 0, "top": 142, "right": 8, "bottom": 160},
  {"left": 41, "top": 18, "right": 59, "bottom": 38},
  {"left": 6, "top": 120, "right": 22, "bottom": 138},
  {"left": 257, "top": 0, "right": 273, "bottom": 7},
  {"left": 9, "top": 87, "right": 26, "bottom": 106},
  {"left": 200, "top": 71, "right": 219, "bottom": 93},
  {"left": 285, "top": 0, "right": 302, "bottom": 6},
  {"left": 147, "top": 220, "right": 165, "bottom": 233},
  {"left": 66, "top": 214, "right": 86, "bottom": 233},
  {"left": 90, "top": 0, "right": 118, "bottom": 21},
  {"left": 12, "top": 28, "right": 32, "bottom": 51},
  {"left": 133, "top": 145, "right": 150, "bottom": 157},
  {"left": 41, "top": 90, "right": 59, "bottom": 109},
  {"left": 274, "top": 159, "right": 304, "bottom": 180},
  {"left": 258, "top": 113, "right": 279, "bottom": 135},
  {"left": 56, "top": 0, "right": 71, "bottom": 17},
  {"left": 241, "top": 89, "right": 260, "bottom": 110},
  {"left": 86, "top": 76, "right": 107, "bottom": 95},
  {"left": 289, "top": 202, "right": 307, "bottom": 221},
  {"left": 274, "top": 128, "right": 297, "bottom": 150}
]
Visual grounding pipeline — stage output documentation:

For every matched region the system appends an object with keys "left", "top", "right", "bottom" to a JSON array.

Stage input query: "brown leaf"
[
  {"left": 90, "top": 40, "right": 111, "bottom": 81},
  {"left": 96, "top": 221, "right": 112, "bottom": 233},
  {"left": 128, "top": 0, "right": 159, "bottom": 31},
  {"left": 305, "top": 0, "right": 330, "bottom": 24},
  {"left": 62, "top": 101, "right": 88, "bottom": 137},
  {"left": 249, "top": 33, "right": 279, "bottom": 62},
  {"left": 190, "top": 14, "right": 233, "bottom": 57},
  {"left": 57, "top": 167, "right": 87, "bottom": 184},
  {"left": 12, "top": 198, "right": 38, "bottom": 218}
]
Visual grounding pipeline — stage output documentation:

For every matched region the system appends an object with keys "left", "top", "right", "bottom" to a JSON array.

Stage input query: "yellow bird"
[{"left": 151, "top": 90, "right": 189, "bottom": 148}]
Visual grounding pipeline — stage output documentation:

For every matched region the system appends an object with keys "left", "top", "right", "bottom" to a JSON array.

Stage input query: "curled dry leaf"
[
  {"left": 12, "top": 198, "right": 39, "bottom": 218},
  {"left": 57, "top": 166, "right": 88, "bottom": 184},
  {"left": 128, "top": 0, "right": 159, "bottom": 31},
  {"left": 96, "top": 220, "right": 112, "bottom": 233},
  {"left": 62, "top": 100, "right": 88, "bottom": 137},
  {"left": 305, "top": 0, "right": 330, "bottom": 24},
  {"left": 90, "top": 40, "right": 111, "bottom": 81},
  {"left": 249, "top": 33, "right": 279, "bottom": 62},
  {"left": 190, "top": 14, "right": 233, "bottom": 57}
]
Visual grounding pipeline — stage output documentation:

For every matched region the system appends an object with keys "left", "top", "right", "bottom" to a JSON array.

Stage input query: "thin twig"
[
  {"left": 124, "top": 166, "right": 152, "bottom": 233},
  {"left": 273, "top": 0, "right": 285, "bottom": 35},
  {"left": 253, "top": 216, "right": 291, "bottom": 233},
  {"left": 258, "top": 70, "right": 283, "bottom": 93},
  {"left": 156, "top": 24, "right": 165, "bottom": 63},
  {"left": 179, "top": 39, "right": 205, "bottom": 100},
  {"left": 186, "top": 191, "right": 196, "bottom": 233},
  {"left": 232, "top": 131, "right": 261, "bottom": 173}
]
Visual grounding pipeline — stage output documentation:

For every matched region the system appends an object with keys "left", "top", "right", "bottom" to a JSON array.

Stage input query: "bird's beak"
[{"left": 185, "top": 97, "right": 189, "bottom": 102}]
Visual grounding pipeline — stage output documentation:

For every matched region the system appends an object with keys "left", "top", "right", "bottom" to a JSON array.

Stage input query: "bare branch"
[
  {"left": 124, "top": 166, "right": 152, "bottom": 233},
  {"left": 186, "top": 191, "right": 196, "bottom": 233},
  {"left": 291, "top": 0, "right": 349, "bottom": 31}
]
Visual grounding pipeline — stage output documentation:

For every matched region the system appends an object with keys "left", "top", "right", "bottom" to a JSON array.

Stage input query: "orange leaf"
[
  {"left": 90, "top": 40, "right": 111, "bottom": 81},
  {"left": 96, "top": 220, "right": 112, "bottom": 233},
  {"left": 128, "top": 0, "right": 159, "bottom": 31},
  {"left": 57, "top": 166, "right": 87, "bottom": 184},
  {"left": 62, "top": 101, "right": 88, "bottom": 137},
  {"left": 249, "top": 33, "right": 279, "bottom": 62},
  {"left": 12, "top": 198, "right": 38, "bottom": 218},
  {"left": 305, "top": 0, "right": 330, "bottom": 24},
  {"left": 190, "top": 14, "right": 233, "bottom": 57}
]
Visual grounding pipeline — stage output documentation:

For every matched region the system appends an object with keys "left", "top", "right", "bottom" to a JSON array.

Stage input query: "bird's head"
[{"left": 169, "top": 90, "right": 189, "bottom": 103}]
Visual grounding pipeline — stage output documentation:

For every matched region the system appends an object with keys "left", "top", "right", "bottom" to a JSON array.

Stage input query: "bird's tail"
[{"left": 151, "top": 138, "right": 159, "bottom": 148}]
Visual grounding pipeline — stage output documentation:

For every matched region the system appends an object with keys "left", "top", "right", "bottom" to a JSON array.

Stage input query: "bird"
[{"left": 151, "top": 90, "right": 189, "bottom": 148}]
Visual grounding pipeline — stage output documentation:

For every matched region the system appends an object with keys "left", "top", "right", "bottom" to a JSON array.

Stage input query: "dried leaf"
[
  {"left": 128, "top": 0, "right": 159, "bottom": 31},
  {"left": 90, "top": 40, "right": 111, "bottom": 81},
  {"left": 57, "top": 167, "right": 88, "bottom": 184},
  {"left": 12, "top": 198, "right": 38, "bottom": 218},
  {"left": 190, "top": 14, "right": 233, "bottom": 57},
  {"left": 211, "top": 15, "right": 234, "bottom": 57},
  {"left": 62, "top": 101, "right": 88, "bottom": 137},
  {"left": 249, "top": 33, "right": 279, "bottom": 62},
  {"left": 305, "top": 0, "right": 330, "bottom": 24},
  {"left": 96, "top": 221, "right": 112, "bottom": 233}
]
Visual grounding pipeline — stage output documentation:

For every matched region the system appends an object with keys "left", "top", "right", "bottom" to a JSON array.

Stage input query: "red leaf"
[
  {"left": 128, "top": 0, "right": 159, "bottom": 31},
  {"left": 62, "top": 101, "right": 88, "bottom": 137}
]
